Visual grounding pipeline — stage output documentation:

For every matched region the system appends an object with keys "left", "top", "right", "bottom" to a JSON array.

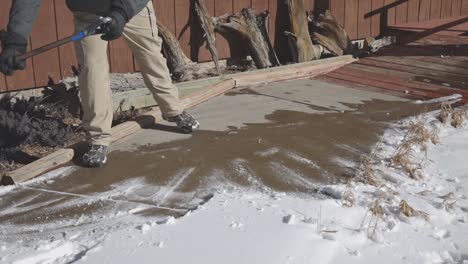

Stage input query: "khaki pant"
[{"left": 74, "top": 1, "right": 183, "bottom": 146}]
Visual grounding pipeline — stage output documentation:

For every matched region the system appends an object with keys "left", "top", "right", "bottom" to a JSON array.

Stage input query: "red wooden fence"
[{"left": 0, "top": 0, "right": 466, "bottom": 92}]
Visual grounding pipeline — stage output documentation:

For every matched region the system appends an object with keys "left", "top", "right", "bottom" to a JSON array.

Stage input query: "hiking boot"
[
  {"left": 82, "top": 145, "right": 108, "bottom": 168},
  {"left": 163, "top": 111, "right": 200, "bottom": 134}
]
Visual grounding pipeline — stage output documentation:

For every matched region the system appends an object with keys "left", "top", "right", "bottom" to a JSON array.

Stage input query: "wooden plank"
[
  {"left": 234, "top": 0, "right": 251, "bottom": 11},
  {"left": 419, "top": 0, "right": 432, "bottom": 21},
  {"left": 54, "top": 0, "right": 77, "bottom": 79},
  {"left": 345, "top": 0, "right": 359, "bottom": 39},
  {"left": 2, "top": 149, "right": 74, "bottom": 185},
  {"left": 215, "top": 0, "right": 233, "bottom": 60},
  {"left": 30, "top": 0, "right": 61, "bottom": 86},
  {"left": 251, "top": 0, "right": 269, "bottom": 11},
  {"left": 367, "top": 56, "right": 468, "bottom": 75},
  {"left": 303, "top": 0, "right": 315, "bottom": 12},
  {"left": 330, "top": 0, "right": 346, "bottom": 26},
  {"left": 452, "top": 0, "right": 463, "bottom": 16},
  {"left": 109, "top": 38, "right": 134, "bottom": 73},
  {"left": 356, "top": 58, "right": 468, "bottom": 86},
  {"left": 370, "top": 0, "right": 385, "bottom": 36},
  {"left": 358, "top": 0, "right": 373, "bottom": 38},
  {"left": 153, "top": 0, "right": 176, "bottom": 33},
  {"left": 441, "top": 0, "right": 453, "bottom": 18},
  {"left": 233, "top": 55, "right": 356, "bottom": 87},
  {"left": 430, "top": 0, "right": 442, "bottom": 20},
  {"left": 268, "top": 0, "right": 278, "bottom": 48},
  {"left": 395, "top": 0, "right": 409, "bottom": 24},
  {"left": 384, "top": 0, "right": 396, "bottom": 26},
  {"left": 314, "top": 0, "right": 330, "bottom": 14},
  {"left": 336, "top": 66, "right": 466, "bottom": 96},
  {"left": 318, "top": 75, "right": 420, "bottom": 99},
  {"left": 174, "top": 0, "right": 191, "bottom": 59},
  {"left": 0, "top": 0, "right": 10, "bottom": 92},
  {"left": 463, "top": 0, "right": 468, "bottom": 15},
  {"left": 407, "top": 0, "right": 421, "bottom": 22},
  {"left": 326, "top": 69, "right": 446, "bottom": 98}
]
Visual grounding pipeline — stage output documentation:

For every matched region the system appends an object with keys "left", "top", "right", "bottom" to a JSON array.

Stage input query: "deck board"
[{"left": 321, "top": 16, "right": 468, "bottom": 102}]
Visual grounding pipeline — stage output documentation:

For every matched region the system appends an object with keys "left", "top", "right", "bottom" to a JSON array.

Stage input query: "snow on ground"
[{"left": 1, "top": 108, "right": 468, "bottom": 264}]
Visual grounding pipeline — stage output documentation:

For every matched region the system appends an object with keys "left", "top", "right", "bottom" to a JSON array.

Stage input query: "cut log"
[
  {"left": 192, "top": 0, "right": 221, "bottom": 75},
  {"left": 309, "top": 10, "right": 354, "bottom": 56},
  {"left": 216, "top": 8, "right": 279, "bottom": 69},
  {"left": 158, "top": 21, "right": 192, "bottom": 82},
  {"left": 284, "top": 0, "right": 322, "bottom": 62}
]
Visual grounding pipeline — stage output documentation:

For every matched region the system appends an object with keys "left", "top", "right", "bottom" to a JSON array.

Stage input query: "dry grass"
[
  {"left": 451, "top": 109, "right": 468, "bottom": 128},
  {"left": 391, "top": 115, "right": 440, "bottom": 179},
  {"left": 399, "top": 199, "right": 430, "bottom": 222},
  {"left": 341, "top": 183, "right": 356, "bottom": 207},
  {"left": 437, "top": 102, "right": 453, "bottom": 124},
  {"left": 360, "top": 199, "right": 384, "bottom": 240},
  {"left": 355, "top": 154, "right": 382, "bottom": 186}
]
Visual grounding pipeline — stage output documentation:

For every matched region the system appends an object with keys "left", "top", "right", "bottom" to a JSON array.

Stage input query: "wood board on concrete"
[{"left": 2, "top": 149, "right": 74, "bottom": 185}]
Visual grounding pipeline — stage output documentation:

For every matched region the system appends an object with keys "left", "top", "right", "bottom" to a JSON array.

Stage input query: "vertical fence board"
[
  {"left": 108, "top": 38, "right": 134, "bottom": 73},
  {"left": 384, "top": 0, "right": 396, "bottom": 26},
  {"left": 331, "top": 0, "right": 346, "bottom": 26},
  {"left": 252, "top": 0, "right": 269, "bottom": 11},
  {"left": 234, "top": 0, "right": 251, "bottom": 11},
  {"left": 452, "top": 0, "right": 462, "bottom": 16},
  {"left": 268, "top": 0, "right": 278, "bottom": 46},
  {"left": 441, "top": 0, "right": 453, "bottom": 18},
  {"left": 304, "top": 0, "right": 315, "bottom": 11},
  {"left": 345, "top": 0, "right": 359, "bottom": 39},
  {"left": 408, "top": 0, "right": 421, "bottom": 22},
  {"left": 174, "top": 0, "right": 191, "bottom": 59},
  {"left": 314, "top": 0, "right": 330, "bottom": 14},
  {"left": 371, "top": 0, "right": 385, "bottom": 36},
  {"left": 430, "top": 0, "right": 442, "bottom": 19},
  {"left": 462, "top": 0, "right": 468, "bottom": 15},
  {"left": 30, "top": 0, "right": 60, "bottom": 87},
  {"left": 215, "top": 0, "right": 233, "bottom": 59},
  {"left": 419, "top": 0, "right": 432, "bottom": 21},
  {"left": 54, "top": 1, "right": 77, "bottom": 79},
  {"left": 395, "top": 1, "right": 409, "bottom": 24},
  {"left": 358, "top": 0, "right": 372, "bottom": 38},
  {"left": 0, "top": 0, "right": 10, "bottom": 92}
]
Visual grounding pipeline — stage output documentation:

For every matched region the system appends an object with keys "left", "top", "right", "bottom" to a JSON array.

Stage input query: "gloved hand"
[
  {"left": 100, "top": 9, "right": 128, "bottom": 41},
  {"left": 0, "top": 31, "right": 27, "bottom": 76}
]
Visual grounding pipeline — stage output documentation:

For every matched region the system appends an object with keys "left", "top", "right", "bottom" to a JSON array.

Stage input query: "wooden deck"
[{"left": 319, "top": 16, "right": 468, "bottom": 103}]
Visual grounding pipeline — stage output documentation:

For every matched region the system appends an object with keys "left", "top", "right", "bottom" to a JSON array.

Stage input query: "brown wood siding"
[{"left": 0, "top": 0, "right": 464, "bottom": 91}]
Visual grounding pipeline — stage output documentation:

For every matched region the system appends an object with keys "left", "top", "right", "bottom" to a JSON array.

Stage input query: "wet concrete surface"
[{"left": 0, "top": 79, "right": 437, "bottom": 235}]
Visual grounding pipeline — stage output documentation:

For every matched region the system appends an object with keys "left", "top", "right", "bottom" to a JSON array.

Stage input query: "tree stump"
[
  {"left": 284, "top": 0, "right": 322, "bottom": 62},
  {"left": 216, "top": 8, "right": 279, "bottom": 69},
  {"left": 193, "top": 0, "right": 221, "bottom": 75},
  {"left": 309, "top": 10, "right": 354, "bottom": 56},
  {"left": 158, "top": 21, "right": 192, "bottom": 81}
]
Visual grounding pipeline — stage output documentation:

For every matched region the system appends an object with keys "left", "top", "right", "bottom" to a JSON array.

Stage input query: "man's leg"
[
  {"left": 74, "top": 12, "right": 112, "bottom": 166},
  {"left": 122, "top": 2, "right": 199, "bottom": 133}
]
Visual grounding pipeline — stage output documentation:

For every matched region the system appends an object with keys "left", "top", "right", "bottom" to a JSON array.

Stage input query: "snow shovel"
[{"left": 15, "top": 17, "right": 112, "bottom": 61}]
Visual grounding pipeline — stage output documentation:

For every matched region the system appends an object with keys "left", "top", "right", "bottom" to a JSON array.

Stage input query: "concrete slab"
[
  {"left": 1, "top": 78, "right": 434, "bottom": 236},
  {"left": 114, "top": 79, "right": 405, "bottom": 150}
]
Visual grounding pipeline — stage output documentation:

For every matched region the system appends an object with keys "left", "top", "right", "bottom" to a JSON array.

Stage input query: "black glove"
[
  {"left": 100, "top": 9, "right": 128, "bottom": 41},
  {"left": 0, "top": 31, "right": 27, "bottom": 76}
]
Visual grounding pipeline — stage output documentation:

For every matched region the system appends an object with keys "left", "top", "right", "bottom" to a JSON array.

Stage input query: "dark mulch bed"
[{"left": 0, "top": 86, "right": 85, "bottom": 174}]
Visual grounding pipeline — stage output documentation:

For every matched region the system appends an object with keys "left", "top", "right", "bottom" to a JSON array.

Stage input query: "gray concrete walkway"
[{"left": 1, "top": 78, "right": 429, "bottom": 240}]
